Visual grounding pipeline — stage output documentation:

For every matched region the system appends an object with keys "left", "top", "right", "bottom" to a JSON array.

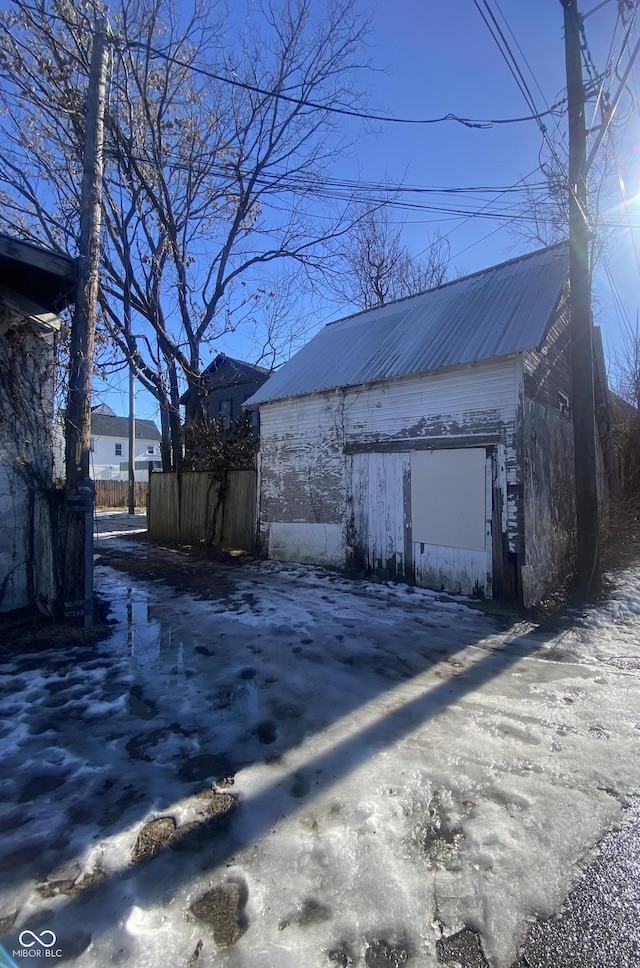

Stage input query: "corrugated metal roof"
[{"left": 246, "top": 244, "right": 569, "bottom": 407}]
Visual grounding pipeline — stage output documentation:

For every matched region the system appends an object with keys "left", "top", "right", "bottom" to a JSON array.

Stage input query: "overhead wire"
[
  {"left": 493, "top": 0, "right": 569, "bottom": 154},
  {"left": 119, "top": 37, "right": 564, "bottom": 130},
  {"left": 428, "top": 166, "right": 553, "bottom": 253},
  {"left": 471, "top": 0, "right": 584, "bottom": 229},
  {"left": 596, "top": 239, "right": 637, "bottom": 341},
  {"left": 607, "top": 131, "right": 640, "bottom": 277},
  {"left": 472, "top": 0, "right": 558, "bottom": 144},
  {"left": 492, "top": 1, "right": 558, "bottom": 114},
  {"left": 99, "top": 146, "right": 553, "bottom": 223},
  {"left": 23, "top": 0, "right": 637, "bottom": 315},
  {"left": 582, "top": 1, "right": 632, "bottom": 138}
]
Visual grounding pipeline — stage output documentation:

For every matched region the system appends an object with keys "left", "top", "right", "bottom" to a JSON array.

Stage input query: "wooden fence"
[
  {"left": 94, "top": 480, "right": 149, "bottom": 508},
  {"left": 148, "top": 469, "right": 257, "bottom": 552}
]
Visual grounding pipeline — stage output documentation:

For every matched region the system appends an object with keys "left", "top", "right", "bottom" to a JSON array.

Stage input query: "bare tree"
[
  {"left": 0, "top": 0, "right": 370, "bottom": 467},
  {"left": 509, "top": 139, "right": 614, "bottom": 261},
  {"left": 335, "top": 204, "right": 451, "bottom": 311},
  {"left": 609, "top": 322, "right": 640, "bottom": 504}
]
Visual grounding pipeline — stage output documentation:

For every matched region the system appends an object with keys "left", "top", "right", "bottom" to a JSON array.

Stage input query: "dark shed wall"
[
  {"left": 520, "top": 291, "right": 576, "bottom": 604},
  {"left": 203, "top": 379, "right": 267, "bottom": 422}
]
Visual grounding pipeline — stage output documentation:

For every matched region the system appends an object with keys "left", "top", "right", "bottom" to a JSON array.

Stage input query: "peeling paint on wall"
[
  {"left": 268, "top": 522, "right": 343, "bottom": 567},
  {"left": 258, "top": 361, "right": 516, "bottom": 599},
  {"left": 255, "top": 280, "right": 594, "bottom": 606}
]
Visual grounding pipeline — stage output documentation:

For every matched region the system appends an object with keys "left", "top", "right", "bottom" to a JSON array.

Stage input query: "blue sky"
[
  {"left": 94, "top": 0, "right": 640, "bottom": 421},
  {"left": 350, "top": 0, "right": 640, "bottom": 317}
]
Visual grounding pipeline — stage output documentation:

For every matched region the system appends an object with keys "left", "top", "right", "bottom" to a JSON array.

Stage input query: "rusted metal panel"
[{"left": 247, "top": 245, "right": 568, "bottom": 407}]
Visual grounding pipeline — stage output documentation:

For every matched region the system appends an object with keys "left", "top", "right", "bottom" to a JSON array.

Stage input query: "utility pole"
[
  {"left": 64, "top": 17, "right": 109, "bottom": 624},
  {"left": 125, "top": 257, "right": 136, "bottom": 517},
  {"left": 562, "top": 0, "right": 602, "bottom": 597},
  {"left": 128, "top": 350, "right": 136, "bottom": 515}
]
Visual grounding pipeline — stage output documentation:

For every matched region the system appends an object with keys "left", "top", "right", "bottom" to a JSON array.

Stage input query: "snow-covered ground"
[{"left": 0, "top": 520, "right": 639, "bottom": 967}]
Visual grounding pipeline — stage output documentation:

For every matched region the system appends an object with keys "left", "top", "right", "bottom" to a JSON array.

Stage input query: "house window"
[
  {"left": 147, "top": 445, "right": 155, "bottom": 455},
  {"left": 559, "top": 391, "right": 570, "bottom": 417},
  {"left": 90, "top": 438, "right": 95, "bottom": 452},
  {"left": 115, "top": 442, "right": 122, "bottom": 456},
  {"left": 219, "top": 399, "right": 232, "bottom": 430}
]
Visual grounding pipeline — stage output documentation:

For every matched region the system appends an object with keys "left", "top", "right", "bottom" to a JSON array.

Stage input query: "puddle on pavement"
[{"left": 0, "top": 577, "right": 284, "bottom": 903}]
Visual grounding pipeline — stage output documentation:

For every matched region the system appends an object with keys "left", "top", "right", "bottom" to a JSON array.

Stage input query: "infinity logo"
[{"left": 18, "top": 930, "right": 57, "bottom": 948}]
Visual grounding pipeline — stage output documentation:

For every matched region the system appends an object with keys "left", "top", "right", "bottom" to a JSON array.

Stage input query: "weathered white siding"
[
  {"left": 351, "top": 448, "right": 493, "bottom": 597},
  {"left": 258, "top": 394, "right": 347, "bottom": 565},
  {"left": 258, "top": 359, "right": 519, "bottom": 597},
  {"left": 344, "top": 359, "right": 520, "bottom": 563},
  {"left": 342, "top": 359, "right": 518, "bottom": 441},
  {"left": 351, "top": 451, "right": 410, "bottom": 579}
]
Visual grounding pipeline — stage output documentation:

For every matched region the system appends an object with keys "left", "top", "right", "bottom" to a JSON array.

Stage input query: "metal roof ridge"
[{"left": 323, "top": 240, "right": 570, "bottom": 330}]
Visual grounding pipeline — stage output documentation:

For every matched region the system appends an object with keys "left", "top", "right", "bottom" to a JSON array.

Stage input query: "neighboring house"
[
  {"left": 89, "top": 406, "right": 162, "bottom": 481},
  {"left": 245, "top": 244, "right": 612, "bottom": 607},
  {"left": 0, "top": 234, "right": 76, "bottom": 614},
  {"left": 181, "top": 354, "right": 271, "bottom": 432}
]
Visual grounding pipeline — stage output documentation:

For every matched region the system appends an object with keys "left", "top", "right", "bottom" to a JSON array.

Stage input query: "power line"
[
  {"left": 493, "top": 0, "right": 557, "bottom": 113},
  {"left": 472, "top": 0, "right": 548, "bottom": 123},
  {"left": 472, "top": 0, "right": 577, "bottom": 222},
  {"left": 120, "top": 38, "right": 565, "bottom": 130},
  {"left": 606, "top": 127, "right": 640, "bottom": 279},
  {"left": 99, "top": 145, "right": 555, "bottom": 221},
  {"left": 98, "top": 141, "right": 550, "bottom": 203},
  {"left": 428, "top": 166, "right": 549, "bottom": 251}
]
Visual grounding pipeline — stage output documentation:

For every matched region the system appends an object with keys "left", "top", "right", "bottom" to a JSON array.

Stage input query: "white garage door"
[
  {"left": 410, "top": 448, "right": 487, "bottom": 552},
  {"left": 410, "top": 447, "right": 492, "bottom": 597}
]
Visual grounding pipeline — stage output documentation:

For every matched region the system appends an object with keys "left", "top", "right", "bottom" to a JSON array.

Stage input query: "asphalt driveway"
[{"left": 0, "top": 514, "right": 638, "bottom": 967}]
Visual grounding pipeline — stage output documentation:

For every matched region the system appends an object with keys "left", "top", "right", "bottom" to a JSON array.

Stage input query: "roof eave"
[{"left": 245, "top": 351, "right": 521, "bottom": 408}]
